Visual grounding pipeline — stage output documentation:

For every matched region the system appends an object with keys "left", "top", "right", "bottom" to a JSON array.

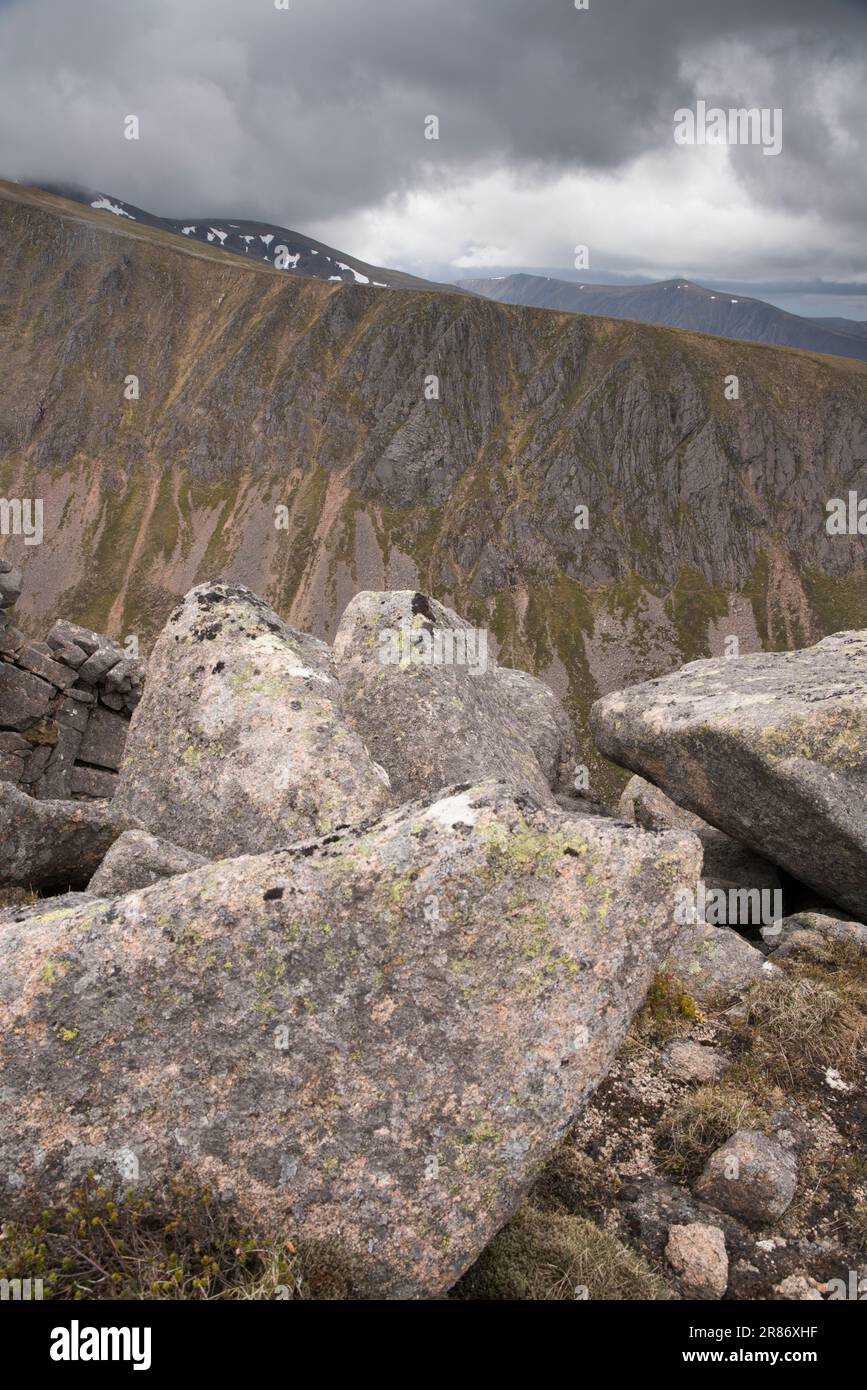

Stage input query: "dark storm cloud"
[{"left": 0, "top": 0, "right": 864, "bottom": 280}]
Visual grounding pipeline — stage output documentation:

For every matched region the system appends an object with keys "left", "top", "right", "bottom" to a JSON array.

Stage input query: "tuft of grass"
[
  {"left": 656, "top": 1084, "right": 769, "bottom": 1179},
  {"left": 530, "top": 1142, "right": 612, "bottom": 1218},
  {"left": 0, "top": 886, "right": 40, "bottom": 910},
  {"left": 744, "top": 962, "right": 867, "bottom": 1085},
  {"left": 451, "top": 1204, "right": 670, "bottom": 1301},
  {"left": 0, "top": 1173, "right": 361, "bottom": 1300}
]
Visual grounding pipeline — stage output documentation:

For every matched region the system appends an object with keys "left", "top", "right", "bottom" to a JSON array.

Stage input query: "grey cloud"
[{"left": 0, "top": 0, "right": 864, "bottom": 280}]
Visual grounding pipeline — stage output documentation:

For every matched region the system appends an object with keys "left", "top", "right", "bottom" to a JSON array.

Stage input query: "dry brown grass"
[
  {"left": 451, "top": 1204, "right": 670, "bottom": 1301},
  {"left": 744, "top": 958, "right": 867, "bottom": 1085},
  {"left": 656, "top": 1084, "right": 770, "bottom": 1178}
]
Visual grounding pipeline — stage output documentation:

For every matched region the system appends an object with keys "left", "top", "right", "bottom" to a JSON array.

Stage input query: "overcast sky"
[{"left": 1, "top": 0, "right": 865, "bottom": 316}]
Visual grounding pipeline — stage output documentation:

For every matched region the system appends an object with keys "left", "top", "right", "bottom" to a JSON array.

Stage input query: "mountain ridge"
[
  {"left": 29, "top": 179, "right": 456, "bottom": 293},
  {"left": 457, "top": 272, "right": 867, "bottom": 365}
]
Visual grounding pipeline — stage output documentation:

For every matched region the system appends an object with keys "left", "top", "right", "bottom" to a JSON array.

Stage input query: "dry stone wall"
[{"left": 0, "top": 559, "right": 144, "bottom": 800}]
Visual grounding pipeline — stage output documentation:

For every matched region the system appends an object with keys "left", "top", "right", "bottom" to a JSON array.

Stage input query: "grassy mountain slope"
[{"left": 2, "top": 180, "right": 866, "bottom": 795}]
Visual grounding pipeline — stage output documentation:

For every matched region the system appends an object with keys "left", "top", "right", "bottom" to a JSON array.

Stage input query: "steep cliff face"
[{"left": 1, "top": 181, "right": 865, "bottom": 794}]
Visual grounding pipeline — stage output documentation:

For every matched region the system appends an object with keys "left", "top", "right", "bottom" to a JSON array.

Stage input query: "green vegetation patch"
[{"left": 0, "top": 1173, "right": 363, "bottom": 1301}]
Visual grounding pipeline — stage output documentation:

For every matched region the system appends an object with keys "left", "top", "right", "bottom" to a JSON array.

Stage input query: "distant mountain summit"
[
  {"left": 456, "top": 273, "right": 867, "bottom": 365},
  {"left": 36, "top": 181, "right": 445, "bottom": 292}
]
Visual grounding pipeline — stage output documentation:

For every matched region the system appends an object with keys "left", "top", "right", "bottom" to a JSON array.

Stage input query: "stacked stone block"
[{"left": 0, "top": 559, "right": 144, "bottom": 800}]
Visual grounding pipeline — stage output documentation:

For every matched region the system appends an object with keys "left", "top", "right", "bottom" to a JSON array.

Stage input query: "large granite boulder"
[
  {"left": 0, "top": 782, "right": 700, "bottom": 1300},
  {"left": 333, "top": 590, "right": 575, "bottom": 804},
  {"left": 591, "top": 631, "right": 867, "bottom": 919},
  {"left": 113, "top": 583, "right": 391, "bottom": 857},
  {"left": 0, "top": 782, "right": 141, "bottom": 893}
]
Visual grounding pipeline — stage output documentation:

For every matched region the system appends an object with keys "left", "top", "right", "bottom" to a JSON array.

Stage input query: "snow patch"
[
  {"left": 91, "top": 197, "right": 134, "bottom": 220},
  {"left": 336, "top": 260, "right": 370, "bottom": 284}
]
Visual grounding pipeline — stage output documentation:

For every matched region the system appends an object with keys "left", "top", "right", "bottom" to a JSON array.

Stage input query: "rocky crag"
[{"left": 0, "top": 584, "right": 864, "bottom": 1301}]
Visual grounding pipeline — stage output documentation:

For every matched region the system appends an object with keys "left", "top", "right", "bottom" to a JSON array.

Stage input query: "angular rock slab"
[
  {"left": 0, "top": 782, "right": 141, "bottom": 893},
  {"left": 591, "top": 631, "right": 867, "bottom": 919},
  {"left": 113, "top": 582, "right": 391, "bottom": 858},
  {"left": 0, "top": 783, "right": 700, "bottom": 1300},
  {"left": 87, "top": 829, "right": 208, "bottom": 897},
  {"left": 618, "top": 774, "right": 783, "bottom": 908},
  {"left": 334, "top": 590, "right": 575, "bottom": 804}
]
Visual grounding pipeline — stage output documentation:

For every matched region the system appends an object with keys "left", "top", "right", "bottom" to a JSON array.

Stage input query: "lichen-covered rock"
[
  {"left": 87, "top": 829, "right": 208, "bottom": 897},
  {"left": 0, "top": 891, "right": 98, "bottom": 926},
  {"left": 617, "top": 775, "right": 782, "bottom": 911},
  {"left": 0, "top": 782, "right": 142, "bottom": 892},
  {"left": 770, "top": 911, "right": 867, "bottom": 960},
  {"left": 494, "top": 666, "right": 577, "bottom": 791},
  {"left": 113, "top": 582, "right": 391, "bottom": 857},
  {"left": 78, "top": 706, "right": 129, "bottom": 772},
  {"left": 592, "top": 631, "right": 867, "bottom": 918},
  {"left": 45, "top": 619, "right": 102, "bottom": 658},
  {"left": 75, "top": 637, "right": 124, "bottom": 686},
  {"left": 665, "top": 923, "right": 775, "bottom": 1003},
  {"left": 0, "top": 781, "right": 700, "bottom": 1299},
  {"left": 333, "top": 590, "right": 574, "bottom": 804},
  {"left": 694, "top": 1130, "right": 798, "bottom": 1224}
]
